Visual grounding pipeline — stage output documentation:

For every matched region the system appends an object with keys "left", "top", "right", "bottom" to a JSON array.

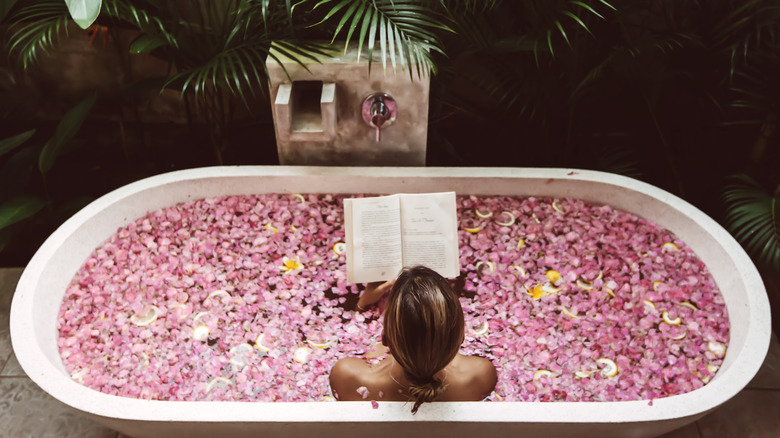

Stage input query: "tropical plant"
[
  {"left": 723, "top": 174, "right": 780, "bottom": 272},
  {"left": 5, "top": 0, "right": 486, "bottom": 163},
  {"left": 0, "top": 93, "right": 96, "bottom": 256}
]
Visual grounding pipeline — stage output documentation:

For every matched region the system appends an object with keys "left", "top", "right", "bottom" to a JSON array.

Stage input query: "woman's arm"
[{"left": 356, "top": 279, "right": 395, "bottom": 311}]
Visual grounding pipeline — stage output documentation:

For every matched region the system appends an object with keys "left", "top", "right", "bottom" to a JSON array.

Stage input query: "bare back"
[{"left": 329, "top": 353, "right": 497, "bottom": 403}]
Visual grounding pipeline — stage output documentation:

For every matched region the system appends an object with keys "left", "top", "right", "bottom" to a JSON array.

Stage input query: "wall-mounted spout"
[{"left": 362, "top": 93, "right": 397, "bottom": 142}]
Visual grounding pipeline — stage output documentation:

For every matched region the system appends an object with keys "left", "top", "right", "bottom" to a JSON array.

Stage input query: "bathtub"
[{"left": 10, "top": 166, "right": 770, "bottom": 438}]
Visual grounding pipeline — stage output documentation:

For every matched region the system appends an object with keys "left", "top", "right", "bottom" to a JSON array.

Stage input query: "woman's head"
[{"left": 382, "top": 265, "right": 465, "bottom": 413}]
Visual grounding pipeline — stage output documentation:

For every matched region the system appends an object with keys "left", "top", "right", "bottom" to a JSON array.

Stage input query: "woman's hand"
[{"left": 356, "top": 279, "right": 395, "bottom": 311}]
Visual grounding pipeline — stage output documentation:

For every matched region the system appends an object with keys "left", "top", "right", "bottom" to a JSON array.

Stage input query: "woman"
[{"left": 329, "top": 265, "right": 497, "bottom": 413}]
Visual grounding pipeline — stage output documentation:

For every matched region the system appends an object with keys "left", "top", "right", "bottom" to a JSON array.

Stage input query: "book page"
[
  {"left": 399, "top": 192, "right": 460, "bottom": 279},
  {"left": 344, "top": 195, "right": 403, "bottom": 284}
]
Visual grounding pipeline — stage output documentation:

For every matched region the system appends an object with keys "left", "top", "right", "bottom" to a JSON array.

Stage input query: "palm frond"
[
  {"left": 710, "top": 0, "right": 780, "bottom": 77},
  {"left": 594, "top": 145, "right": 643, "bottom": 180},
  {"left": 437, "top": 0, "right": 503, "bottom": 14},
  {"left": 103, "top": 0, "right": 179, "bottom": 49},
  {"left": 6, "top": 1, "right": 70, "bottom": 70},
  {"left": 311, "top": 0, "right": 451, "bottom": 77},
  {"left": 723, "top": 174, "right": 780, "bottom": 271}
]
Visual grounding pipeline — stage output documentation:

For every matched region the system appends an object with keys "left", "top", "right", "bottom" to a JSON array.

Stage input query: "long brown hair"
[{"left": 383, "top": 265, "right": 465, "bottom": 414}]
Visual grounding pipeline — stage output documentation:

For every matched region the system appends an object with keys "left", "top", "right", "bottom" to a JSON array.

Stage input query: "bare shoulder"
[
  {"left": 464, "top": 355, "right": 497, "bottom": 384},
  {"left": 446, "top": 355, "right": 497, "bottom": 401},
  {"left": 329, "top": 357, "right": 372, "bottom": 401}
]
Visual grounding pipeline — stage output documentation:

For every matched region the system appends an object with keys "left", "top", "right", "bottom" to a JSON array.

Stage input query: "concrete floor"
[{"left": 1, "top": 267, "right": 778, "bottom": 438}]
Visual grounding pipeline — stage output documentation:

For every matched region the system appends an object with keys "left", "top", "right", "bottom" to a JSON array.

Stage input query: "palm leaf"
[
  {"left": 0, "top": 0, "right": 20, "bottom": 23},
  {"left": 6, "top": 1, "right": 70, "bottom": 70},
  {"left": 102, "top": 0, "right": 178, "bottom": 49},
  {"left": 594, "top": 145, "right": 643, "bottom": 180},
  {"left": 723, "top": 174, "right": 780, "bottom": 271},
  {"left": 165, "top": 39, "right": 326, "bottom": 105},
  {"left": 312, "top": 0, "right": 450, "bottom": 77},
  {"left": 438, "top": 0, "right": 503, "bottom": 14}
]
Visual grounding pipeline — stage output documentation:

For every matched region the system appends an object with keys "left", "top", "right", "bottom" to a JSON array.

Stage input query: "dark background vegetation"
[{"left": 0, "top": 0, "right": 778, "bottom": 329}]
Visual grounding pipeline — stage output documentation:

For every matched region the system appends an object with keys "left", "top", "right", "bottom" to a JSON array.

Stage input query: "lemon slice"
[
  {"left": 130, "top": 306, "right": 159, "bottom": 326},
  {"left": 534, "top": 370, "right": 553, "bottom": 380},
  {"left": 332, "top": 242, "right": 346, "bottom": 255},
  {"left": 643, "top": 300, "right": 657, "bottom": 312},
  {"left": 576, "top": 279, "right": 593, "bottom": 290},
  {"left": 464, "top": 223, "right": 484, "bottom": 233},
  {"left": 192, "top": 325, "right": 210, "bottom": 341},
  {"left": 552, "top": 200, "right": 564, "bottom": 213},
  {"left": 170, "top": 303, "right": 191, "bottom": 319},
  {"left": 561, "top": 306, "right": 579, "bottom": 319},
  {"left": 471, "top": 321, "right": 489, "bottom": 336},
  {"left": 255, "top": 334, "right": 271, "bottom": 353},
  {"left": 323, "top": 395, "right": 336, "bottom": 402},
  {"left": 292, "top": 193, "right": 306, "bottom": 203},
  {"left": 229, "top": 344, "right": 255, "bottom": 367},
  {"left": 206, "top": 290, "right": 230, "bottom": 302},
  {"left": 662, "top": 311, "right": 681, "bottom": 325},
  {"left": 669, "top": 330, "right": 687, "bottom": 340},
  {"left": 546, "top": 270, "right": 562, "bottom": 283},
  {"left": 661, "top": 242, "right": 679, "bottom": 252},
  {"left": 475, "top": 209, "right": 493, "bottom": 218},
  {"left": 206, "top": 376, "right": 233, "bottom": 392},
  {"left": 708, "top": 341, "right": 726, "bottom": 357},
  {"left": 495, "top": 211, "right": 516, "bottom": 226},
  {"left": 293, "top": 346, "right": 312, "bottom": 363},
  {"left": 266, "top": 223, "right": 279, "bottom": 233},
  {"left": 517, "top": 238, "right": 525, "bottom": 249},
  {"left": 476, "top": 260, "right": 496, "bottom": 274},
  {"left": 306, "top": 339, "right": 336, "bottom": 349},
  {"left": 597, "top": 358, "right": 618, "bottom": 377},
  {"left": 541, "top": 283, "right": 563, "bottom": 294},
  {"left": 193, "top": 311, "right": 210, "bottom": 324},
  {"left": 71, "top": 368, "right": 88, "bottom": 382},
  {"left": 605, "top": 288, "right": 615, "bottom": 297},
  {"left": 511, "top": 265, "right": 528, "bottom": 277},
  {"left": 652, "top": 281, "right": 663, "bottom": 291},
  {"left": 680, "top": 302, "right": 699, "bottom": 311},
  {"left": 139, "top": 352, "right": 150, "bottom": 368},
  {"left": 532, "top": 213, "right": 541, "bottom": 224},
  {"left": 290, "top": 224, "right": 298, "bottom": 232},
  {"left": 574, "top": 370, "right": 592, "bottom": 379},
  {"left": 707, "top": 364, "right": 719, "bottom": 374}
]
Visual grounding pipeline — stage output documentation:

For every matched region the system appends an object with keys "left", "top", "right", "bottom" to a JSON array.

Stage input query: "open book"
[{"left": 344, "top": 192, "right": 460, "bottom": 284}]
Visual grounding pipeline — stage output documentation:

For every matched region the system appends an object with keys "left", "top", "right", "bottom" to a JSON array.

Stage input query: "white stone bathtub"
[{"left": 10, "top": 166, "right": 770, "bottom": 438}]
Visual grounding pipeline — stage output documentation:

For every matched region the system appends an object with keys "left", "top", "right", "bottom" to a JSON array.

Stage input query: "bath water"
[{"left": 57, "top": 194, "right": 729, "bottom": 402}]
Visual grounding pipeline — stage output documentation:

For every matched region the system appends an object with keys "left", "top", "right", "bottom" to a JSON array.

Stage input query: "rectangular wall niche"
[
  {"left": 291, "top": 81, "right": 323, "bottom": 133},
  {"left": 273, "top": 80, "right": 336, "bottom": 142}
]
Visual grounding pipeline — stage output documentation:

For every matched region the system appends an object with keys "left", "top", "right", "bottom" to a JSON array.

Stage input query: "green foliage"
[
  {"left": 0, "top": 93, "right": 96, "bottom": 257},
  {"left": 0, "top": 195, "right": 48, "bottom": 231},
  {"left": 311, "top": 0, "right": 450, "bottom": 77},
  {"left": 0, "top": 129, "right": 36, "bottom": 158},
  {"left": 0, "top": 0, "right": 20, "bottom": 23},
  {"left": 723, "top": 174, "right": 780, "bottom": 272},
  {"left": 39, "top": 92, "right": 97, "bottom": 175},
  {"left": 6, "top": 1, "right": 70, "bottom": 70}
]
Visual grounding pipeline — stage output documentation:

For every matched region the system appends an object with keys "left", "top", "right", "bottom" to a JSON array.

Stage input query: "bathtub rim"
[{"left": 10, "top": 165, "right": 771, "bottom": 424}]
